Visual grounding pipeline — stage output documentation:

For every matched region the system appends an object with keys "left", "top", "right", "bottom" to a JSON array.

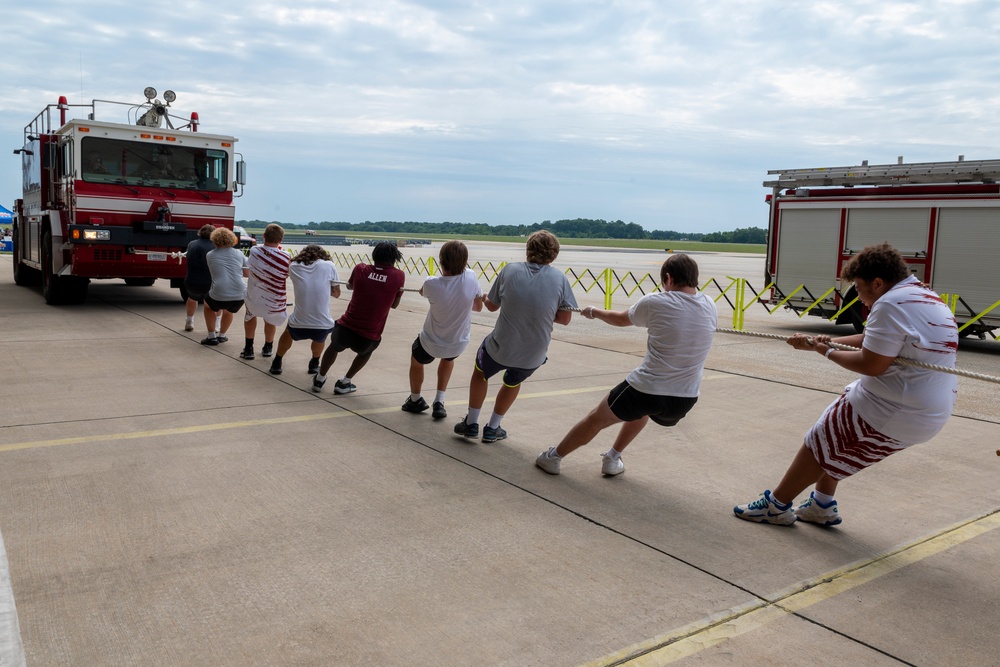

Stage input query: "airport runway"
[{"left": 1, "top": 245, "right": 998, "bottom": 666}]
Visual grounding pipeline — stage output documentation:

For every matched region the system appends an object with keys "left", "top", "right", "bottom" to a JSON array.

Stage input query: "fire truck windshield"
[{"left": 80, "top": 136, "right": 227, "bottom": 192}]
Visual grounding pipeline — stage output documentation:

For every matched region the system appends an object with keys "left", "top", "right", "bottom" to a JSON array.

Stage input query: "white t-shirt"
[
  {"left": 847, "top": 275, "right": 958, "bottom": 442},
  {"left": 288, "top": 260, "right": 340, "bottom": 329},
  {"left": 418, "top": 269, "right": 483, "bottom": 359},
  {"left": 624, "top": 290, "right": 718, "bottom": 397}
]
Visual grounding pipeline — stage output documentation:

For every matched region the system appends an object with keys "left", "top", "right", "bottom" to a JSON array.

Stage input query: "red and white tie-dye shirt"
[{"left": 847, "top": 275, "right": 958, "bottom": 443}]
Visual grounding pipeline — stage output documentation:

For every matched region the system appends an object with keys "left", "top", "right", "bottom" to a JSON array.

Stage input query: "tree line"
[{"left": 236, "top": 218, "right": 766, "bottom": 244}]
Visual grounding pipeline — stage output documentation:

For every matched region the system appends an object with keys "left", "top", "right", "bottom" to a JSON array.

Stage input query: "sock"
[
  {"left": 244, "top": 338, "right": 254, "bottom": 349},
  {"left": 547, "top": 447, "right": 561, "bottom": 459},
  {"left": 185, "top": 316, "right": 193, "bottom": 325},
  {"left": 341, "top": 376, "right": 352, "bottom": 384},
  {"left": 272, "top": 354, "right": 283, "bottom": 364},
  {"left": 315, "top": 373, "right": 327, "bottom": 382},
  {"left": 434, "top": 390, "right": 446, "bottom": 404},
  {"left": 410, "top": 393, "right": 422, "bottom": 402},
  {"left": 207, "top": 331, "right": 218, "bottom": 339},
  {"left": 467, "top": 408, "right": 481, "bottom": 425},
  {"left": 604, "top": 447, "right": 622, "bottom": 460},
  {"left": 767, "top": 490, "right": 791, "bottom": 509},
  {"left": 812, "top": 490, "right": 835, "bottom": 505},
  {"left": 487, "top": 413, "right": 503, "bottom": 429}
]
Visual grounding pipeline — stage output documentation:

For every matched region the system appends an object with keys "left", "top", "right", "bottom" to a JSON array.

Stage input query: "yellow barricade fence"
[{"left": 318, "top": 253, "right": 997, "bottom": 338}]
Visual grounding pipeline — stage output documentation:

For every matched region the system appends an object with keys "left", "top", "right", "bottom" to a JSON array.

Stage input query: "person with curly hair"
[
  {"left": 734, "top": 242, "right": 959, "bottom": 527},
  {"left": 268, "top": 245, "right": 342, "bottom": 376},
  {"left": 312, "top": 241, "right": 405, "bottom": 394},
  {"left": 201, "top": 227, "right": 248, "bottom": 346}
]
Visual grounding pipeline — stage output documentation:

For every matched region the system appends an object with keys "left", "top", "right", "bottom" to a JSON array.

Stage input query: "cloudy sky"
[{"left": 3, "top": 1, "right": 999, "bottom": 232}]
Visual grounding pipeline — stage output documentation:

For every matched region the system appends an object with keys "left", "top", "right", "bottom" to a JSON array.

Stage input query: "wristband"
[{"left": 825, "top": 348, "right": 835, "bottom": 359}]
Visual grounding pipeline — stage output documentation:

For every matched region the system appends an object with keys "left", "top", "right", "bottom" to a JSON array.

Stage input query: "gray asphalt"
[{"left": 1, "top": 244, "right": 998, "bottom": 666}]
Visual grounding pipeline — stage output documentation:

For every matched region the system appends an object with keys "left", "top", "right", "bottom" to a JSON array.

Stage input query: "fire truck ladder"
[{"left": 764, "top": 158, "right": 1000, "bottom": 189}]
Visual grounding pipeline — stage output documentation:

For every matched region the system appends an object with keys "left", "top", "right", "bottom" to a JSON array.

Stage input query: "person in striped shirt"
[{"left": 240, "top": 224, "right": 291, "bottom": 361}]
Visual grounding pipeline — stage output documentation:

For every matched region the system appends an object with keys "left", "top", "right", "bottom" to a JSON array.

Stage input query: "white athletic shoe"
[
  {"left": 535, "top": 448, "right": 561, "bottom": 475},
  {"left": 794, "top": 493, "right": 842, "bottom": 526},
  {"left": 600, "top": 452, "right": 624, "bottom": 476},
  {"left": 733, "top": 490, "right": 797, "bottom": 526}
]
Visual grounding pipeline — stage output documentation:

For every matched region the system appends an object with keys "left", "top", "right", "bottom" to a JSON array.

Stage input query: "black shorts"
[
  {"left": 205, "top": 295, "right": 245, "bottom": 314},
  {"left": 184, "top": 281, "right": 211, "bottom": 303},
  {"left": 329, "top": 323, "right": 380, "bottom": 356},
  {"left": 287, "top": 325, "right": 334, "bottom": 343},
  {"left": 606, "top": 380, "right": 697, "bottom": 427},
  {"left": 411, "top": 336, "right": 457, "bottom": 365}
]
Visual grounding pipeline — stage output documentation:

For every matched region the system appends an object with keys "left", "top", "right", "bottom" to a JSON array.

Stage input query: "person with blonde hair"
[
  {"left": 201, "top": 227, "right": 247, "bottom": 346},
  {"left": 402, "top": 240, "right": 483, "bottom": 419},
  {"left": 454, "top": 230, "right": 577, "bottom": 442}
]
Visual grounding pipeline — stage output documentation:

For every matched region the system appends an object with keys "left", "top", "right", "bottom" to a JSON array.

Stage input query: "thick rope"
[{"left": 717, "top": 328, "right": 1000, "bottom": 385}]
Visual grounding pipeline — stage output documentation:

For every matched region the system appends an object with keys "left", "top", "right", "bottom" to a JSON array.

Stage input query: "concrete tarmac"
[{"left": 1, "top": 248, "right": 999, "bottom": 666}]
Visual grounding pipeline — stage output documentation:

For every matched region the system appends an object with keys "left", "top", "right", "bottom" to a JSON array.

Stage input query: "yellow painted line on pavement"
[
  {"left": 0, "top": 373, "right": 735, "bottom": 454},
  {"left": 585, "top": 510, "right": 1000, "bottom": 666}
]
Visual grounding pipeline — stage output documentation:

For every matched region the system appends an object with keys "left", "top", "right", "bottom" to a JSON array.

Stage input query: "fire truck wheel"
[
  {"left": 41, "top": 230, "right": 88, "bottom": 305},
  {"left": 12, "top": 231, "right": 41, "bottom": 287},
  {"left": 124, "top": 278, "right": 156, "bottom": 287}
]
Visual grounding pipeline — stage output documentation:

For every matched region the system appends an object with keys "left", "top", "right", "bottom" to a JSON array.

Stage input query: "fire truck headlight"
[{"left": 83, "top": 229, "right": 111, "bottom": 241}]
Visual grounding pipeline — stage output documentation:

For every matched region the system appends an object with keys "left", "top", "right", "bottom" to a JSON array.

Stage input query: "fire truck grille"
[{"left": 93, "top": 248, "right": 123, "bottom": 262}]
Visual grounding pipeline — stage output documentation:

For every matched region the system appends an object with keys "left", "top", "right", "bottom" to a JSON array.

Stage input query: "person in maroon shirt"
[{"left": 312, "top": 242, "right": 405, "bottom": 394}]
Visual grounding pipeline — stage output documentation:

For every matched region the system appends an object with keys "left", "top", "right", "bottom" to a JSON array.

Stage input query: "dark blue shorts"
[
  {"left": 287, "top": 325, "right": 334, "bottom": 343},
  {"left": 606, "top": 380, "right": 697, "bottom": 426},
  {"left": 184, "top": 281, "right": 211, "bottom": 303},
  {"left": 474, "top": 340, "right": 538, "bottom": 387}
]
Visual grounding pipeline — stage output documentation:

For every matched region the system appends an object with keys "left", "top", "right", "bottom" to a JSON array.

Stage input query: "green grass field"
[{"left": 245, "top": 229, "right": 765, "bottom": 254}]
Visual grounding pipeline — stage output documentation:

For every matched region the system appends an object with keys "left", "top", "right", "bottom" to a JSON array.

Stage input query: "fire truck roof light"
[
  {"left": 144, "top": 87, "right": 157, "bottom": 100},
  {"left": 163, "top": 90, "right": 176, "bottom": 103}
]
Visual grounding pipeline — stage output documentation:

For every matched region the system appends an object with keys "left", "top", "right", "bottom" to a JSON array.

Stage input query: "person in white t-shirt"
[
  {"left": 401, "top": 241, "right": 483, "bottom": 420},
  {"left": 734, "top": 242, "right": 959, "bottom": 527},
  {"left": 268, "top": 245, "right": 342, "bottom": 376},
  {"left": 536, "top": 254, "right": 718, "bottom": 477}
]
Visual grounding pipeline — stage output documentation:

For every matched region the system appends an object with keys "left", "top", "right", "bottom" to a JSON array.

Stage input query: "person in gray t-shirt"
[
  {"left": 454, "top": 230, "right": 577, "bottom": 443},
  {"left": 201, "top": 227, "right": 248, "bottom": 346}
]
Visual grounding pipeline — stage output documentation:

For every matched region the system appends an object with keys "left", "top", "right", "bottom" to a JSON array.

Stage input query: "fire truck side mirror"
[{"left": 235, "top": 160, "right": 247, "bottom": 186}]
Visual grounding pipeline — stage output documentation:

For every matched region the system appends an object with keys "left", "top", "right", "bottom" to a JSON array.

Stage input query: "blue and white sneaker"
[
  {"left": 481, "top": 425, "right": 507, "bottom": 443},
  {"left": 734, "top": 490, "right": 797, "bottom": 526},
  {"left": 794, "top": 492, "right": 842, "bottom": 526}
]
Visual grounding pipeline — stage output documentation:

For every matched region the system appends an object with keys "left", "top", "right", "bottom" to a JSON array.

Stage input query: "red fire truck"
[
  {"left": 764, "top": 158, "right": 1000, "bottom": 337},
  {"left": 11, "top": 87, "right": 246, "bottom": 304}
]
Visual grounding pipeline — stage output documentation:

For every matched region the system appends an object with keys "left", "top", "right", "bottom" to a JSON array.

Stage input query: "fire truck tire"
[
  {"left": 12, "top": 232, "right": 41, "bottom": 287},
  {"left": 41, "top": 230, "right": 88, "bottom": 305},
  {"left": 841, "top": 286, "right": 867, "bottom": 334},
  {"left": 124, "top": 278, "right": 156, "bottom": 287}
]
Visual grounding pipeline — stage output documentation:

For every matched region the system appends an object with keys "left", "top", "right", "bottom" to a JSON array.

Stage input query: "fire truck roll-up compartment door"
[
  {"left": 774, "top": 207, "right": 841, "bottom": 304},
  {"left": 933, "top": 206, "right": 1000, "bottom": 323},
  {"left": 844, "top": 206, "right": 930, "bottom": 282}
]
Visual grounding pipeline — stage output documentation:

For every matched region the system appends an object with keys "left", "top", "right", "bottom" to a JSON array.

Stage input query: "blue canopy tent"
[{"left": 0, "top": 203, "right": 11, "bottom": 251}]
